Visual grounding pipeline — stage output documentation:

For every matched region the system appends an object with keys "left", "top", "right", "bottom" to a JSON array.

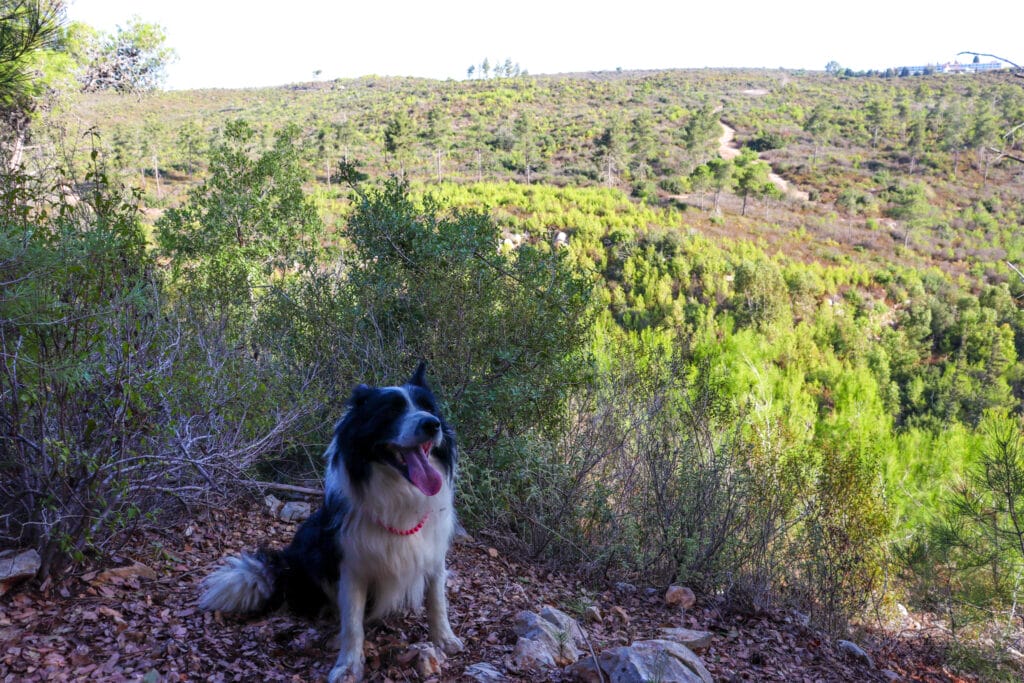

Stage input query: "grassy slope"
[{"left": 47, "top": 68, "right": 1024, "bottom": 284}]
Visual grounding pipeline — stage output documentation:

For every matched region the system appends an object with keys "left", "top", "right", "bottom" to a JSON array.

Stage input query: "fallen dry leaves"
[{"left": 0, "top": 503, "right": 989, "bottom": 681}]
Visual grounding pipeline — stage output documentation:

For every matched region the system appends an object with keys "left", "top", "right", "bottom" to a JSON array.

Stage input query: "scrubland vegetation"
[{"left": 6, "top": 7, "right": 1024, "bottom": 676}]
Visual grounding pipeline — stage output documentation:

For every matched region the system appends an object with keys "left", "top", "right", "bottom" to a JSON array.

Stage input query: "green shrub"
[
  {"left": 0, "top": 164, "right": 159, "bottom": 574},
  {"left": 0, "top": 144, "right": 323, "bottom": 577},
  {"left": 258, "top": 172, "right": 595, "bottom": 534}
]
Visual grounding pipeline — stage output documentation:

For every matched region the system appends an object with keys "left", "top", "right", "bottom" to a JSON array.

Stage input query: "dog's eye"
[{"left": 409, "top": 389, "right": 436, "bottom": 413}]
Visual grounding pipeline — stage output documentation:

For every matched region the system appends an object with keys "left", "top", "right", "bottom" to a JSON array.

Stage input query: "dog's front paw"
[
  {"left": 328, "top": 654, "right": 364, "bottom": 683},
  {"left": 435, "top": 633, "right": 464, "bottom": 655}
]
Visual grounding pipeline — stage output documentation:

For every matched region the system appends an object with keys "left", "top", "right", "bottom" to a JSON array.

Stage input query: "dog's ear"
[
  {"left": 348, "top": 383, "right": 372, "bottom": 407},
  {"left": 409, "top": 361, "right": 429, "bottom": 388}
]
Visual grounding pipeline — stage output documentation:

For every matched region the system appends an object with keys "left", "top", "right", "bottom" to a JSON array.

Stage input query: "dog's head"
[{"left": 330, "top": 362, "right": 456, "bottom": 497}]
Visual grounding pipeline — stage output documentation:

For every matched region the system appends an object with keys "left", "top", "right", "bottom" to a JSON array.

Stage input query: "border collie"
[{"left": 199, "top": 363, "right": 463, "bottom": 682}]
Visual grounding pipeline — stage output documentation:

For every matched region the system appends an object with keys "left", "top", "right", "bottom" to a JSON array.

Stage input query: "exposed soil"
[
  {"left": 717, "top": 121, "right": 811, "bottom": 201},
  {"left": 0, "top": 502, "right": 981, "bottom": 682}
]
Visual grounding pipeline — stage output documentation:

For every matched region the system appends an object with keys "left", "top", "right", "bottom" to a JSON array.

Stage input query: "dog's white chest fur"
[{"left": 338, "top": 459, "right": 455, "bottom": 620}]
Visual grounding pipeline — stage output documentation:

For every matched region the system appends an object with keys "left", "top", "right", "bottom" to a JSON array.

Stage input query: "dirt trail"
[{"left": 718, "top": 121, "right": 809, "bottom": 201}]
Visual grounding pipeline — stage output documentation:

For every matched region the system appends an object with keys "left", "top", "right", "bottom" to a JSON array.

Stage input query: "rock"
[
  {"left": 94, "top": 561, "right": 157, "bottom": 584},
  {"left": 614, "top": 581, "right": 637, "bottom": 594},
  {"left": 406, "top": 642, "right": 446, "bottom": 678},
  {"left": 610, "top": 606, "right": 630, "bottom": 624},
  {"left": 279, "top": 501, "right": 311, "bottom": 523},
  {"left": 837, "top": 639, "right": 874, "bottom": 669},
  {"left": 513, "top": 606, "right": 584, "bottom": 668},
  {"left": 880, "top": 670, "right": 902, "bottom": 681},
  {"left": 568, "top": 639, "right": 712, "bottom": 683},
  {"left": 658, "top": 627, "right": 713, "bottom": 651},
  {"left": 665, "top": 585, "right": 696, "bottom": 609},
  {"left": 584, "top": 606, "right": 603, "bottom": 624},
  {"left": 264, "top": 494, "right": 283, "bottom": 517},
  {"left": 453, "top": 519, "right": 474, "bottom": 544},
  {"left": 465, "top": 662, "right": 506, "bottom": 682},
  {"left": 0, "top": 549, "right": 40, "bottom": 595},
  {"left": 445, "top": 569, "right": 461, "bottom": 595},
  {"left": 513, "top": 635, "right": 558, "bottom": 670},
  {"left": 538, "top": 605, "right": 586, "bottom": 645}
]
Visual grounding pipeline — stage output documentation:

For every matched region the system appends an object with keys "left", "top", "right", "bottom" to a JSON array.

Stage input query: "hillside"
[
  {"left": 46, "top": 67, "right": 1024, "bottom": 279},
  {"left": 5, "top": 65, "right": 1024, "bottom": 681}
]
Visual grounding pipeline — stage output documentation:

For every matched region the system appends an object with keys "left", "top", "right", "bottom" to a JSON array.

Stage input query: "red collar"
[{"left": 374, "top": 511, "right": 429, "bottom": 536}]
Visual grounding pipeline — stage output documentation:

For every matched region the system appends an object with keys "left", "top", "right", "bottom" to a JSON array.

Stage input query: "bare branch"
[
  {"left": 243, "top": 480, "right": 323, "bottom": 497},
  {"left": 957, "top": 52, "right": 1024, "bottom": 76}
]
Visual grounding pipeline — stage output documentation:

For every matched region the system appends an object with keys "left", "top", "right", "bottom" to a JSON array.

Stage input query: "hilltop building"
[{"left": 898, "top": 60, "right": 1005, "bottom": 76}]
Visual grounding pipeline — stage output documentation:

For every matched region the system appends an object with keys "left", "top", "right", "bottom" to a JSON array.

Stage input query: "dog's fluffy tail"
[{"left": 199, "top": 552, "right": 279, "bottom": 613}]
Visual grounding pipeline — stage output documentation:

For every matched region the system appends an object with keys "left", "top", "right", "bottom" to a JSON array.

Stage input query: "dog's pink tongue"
[{"left": 406, "top": 444, "right": 443, "bottom": 496}]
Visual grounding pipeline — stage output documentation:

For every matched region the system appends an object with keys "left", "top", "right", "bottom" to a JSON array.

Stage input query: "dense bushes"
[
  {"left": 0, "top": 133, "right": 595, "bottom": 577},
  {"left": 0, "top": 165, "right": 159, "bottom": 574},
  {"left": 257, "top": 171, "right": 595, "bottom": 532},
  {"left": 0, "top": 162, "right": 308, "bottom": 575}
]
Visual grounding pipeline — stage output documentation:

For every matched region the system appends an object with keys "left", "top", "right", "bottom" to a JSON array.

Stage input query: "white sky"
[{"left": 66, "top": 0, "right": 1021, "bottom": 90}]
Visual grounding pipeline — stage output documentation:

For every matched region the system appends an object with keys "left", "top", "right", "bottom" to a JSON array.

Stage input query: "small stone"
[
  {"left": 264, "top": 494, "right": 283, "bottom": 517},
  {"left": 584, "top": 606, "right": 602, "bottom": 624},
  {"left": 279, "top": 501, "right": 311, "bottom": 523},
  {"left": 837, "top": 639, "right": 874, "bottom": 669},
  {"left": 610, "top": 605, "right": 630, "bottom": 624},
  {"left": 658, "top": 627, "right": 713, "bottom": 651},
  {"left": 453, "top": 520, "right": 474, "bottom": 544},
  {"left": 487, "top": 547, "right": 499, "bottom": 558},
  {"left": 0, "top": 549, "right": 40, "bottom": 596},
  {"left": 464, "top": 662, "right": 506, "bottom": 682},
  {"left": 94, "top": 562, "right": 157, "bottom": 584},
  {"left": 665, "top": 585, "right": 696, "bottom": 609},
  {"left": 880, "top": 670, "right": 902, "bottom": 682},
  {"left": 614, "top": 581, "right": 637, "bottom": 594},
  {"left": 407, "top": 642, "right": 446, "bottom": 678}
]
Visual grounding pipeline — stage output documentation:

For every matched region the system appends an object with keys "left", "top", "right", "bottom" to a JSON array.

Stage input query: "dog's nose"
[{"left": 421, "top": 416, "right": 441, "bottom": 436}]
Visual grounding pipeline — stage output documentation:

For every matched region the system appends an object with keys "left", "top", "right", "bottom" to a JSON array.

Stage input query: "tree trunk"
[{"left": 153, "top": 155, "right": 162, "bottom": 198}]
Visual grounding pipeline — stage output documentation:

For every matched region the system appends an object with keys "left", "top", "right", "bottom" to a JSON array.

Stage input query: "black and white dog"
[{"left": 199, "top": 363, "right": 463, "bottom": 681}]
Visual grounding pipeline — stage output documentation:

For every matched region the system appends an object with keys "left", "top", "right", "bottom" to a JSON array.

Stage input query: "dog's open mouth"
[{"left": 390, "top": 442, "right": 443, "bottom": 496}]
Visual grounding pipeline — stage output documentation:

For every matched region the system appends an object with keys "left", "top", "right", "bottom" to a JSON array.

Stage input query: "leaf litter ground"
[{"left": 0, "top": 503, "right": 982, "bottom": 681}]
